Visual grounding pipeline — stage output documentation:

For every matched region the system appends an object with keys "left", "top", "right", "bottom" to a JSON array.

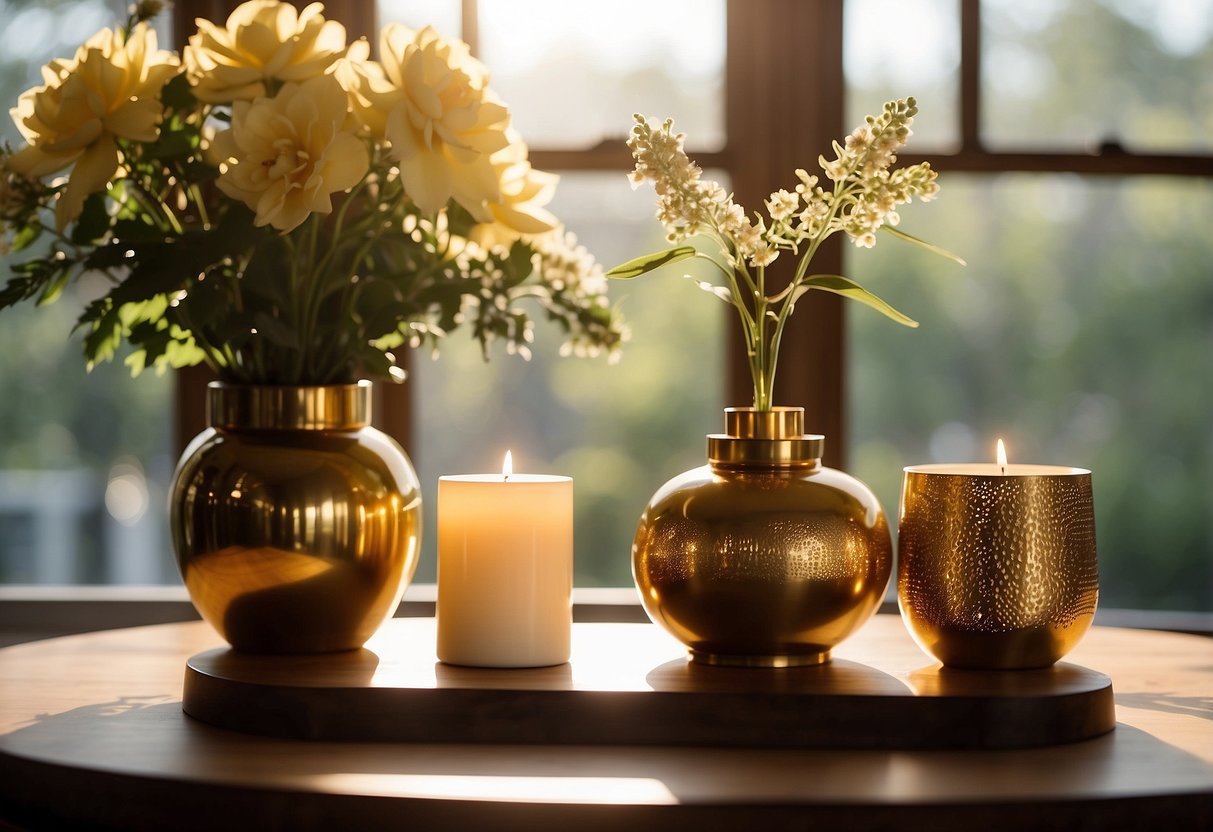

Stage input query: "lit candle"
[
  {"left": 897, "top": 439, "right": 1099, "bottom": 669},
  {"left": 436, "top": 452, "right": 573, "bottom": 667}
]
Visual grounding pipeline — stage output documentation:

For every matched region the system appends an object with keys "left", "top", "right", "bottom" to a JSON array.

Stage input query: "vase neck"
[
  {"left": 708, "top": 406, "right": 824, "bottom": 469},
  {"left": 207, "top": 382, "right": 372, "bottom": 431}
]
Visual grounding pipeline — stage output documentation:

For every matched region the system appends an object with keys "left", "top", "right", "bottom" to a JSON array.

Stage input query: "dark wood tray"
[{"left": 182, "top": 616, "right": 1114, "bottom": 750}]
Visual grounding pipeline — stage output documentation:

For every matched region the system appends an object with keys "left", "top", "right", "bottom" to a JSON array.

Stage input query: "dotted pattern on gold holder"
[{"left": 898, "top": 469, "right": 1099, "bottom": 669}]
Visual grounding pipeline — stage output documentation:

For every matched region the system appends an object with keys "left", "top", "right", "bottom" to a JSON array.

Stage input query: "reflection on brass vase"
[
  {"left": 171, "top": 381, "right": 421, "bottom": 654},
  {"left": 632, "top": 407, "right": 892, "bottom": 667},
  {"left": 898, "top": 465, "right": 1098, "bottom": 669}
]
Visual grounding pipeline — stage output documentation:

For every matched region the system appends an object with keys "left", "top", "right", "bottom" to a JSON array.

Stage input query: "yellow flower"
[
  {"left": 212, "top": 74, "right": 368, "bottom": 233},
  {"left": 471, "top": 137, "right": 559, "bottom": 249},
  {"left": 343, "top": 24, "right": 510, "bottom": 220},
  {"left": 7, "top": 24, "right": 178, "bottom": 230},
  {"left": 185, "top": 0, "right": 351, "bottom": 103}
]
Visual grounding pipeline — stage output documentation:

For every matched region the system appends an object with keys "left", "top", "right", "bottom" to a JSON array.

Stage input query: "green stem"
[
  {"left": 126, "top": 177, "right": 182, "bottom": 235},
  {"left": 187, "top": 183, "right": 210, "bottom": 229},
  {"left": 758, "top": 173, "right": 862, "bottom": 409}
]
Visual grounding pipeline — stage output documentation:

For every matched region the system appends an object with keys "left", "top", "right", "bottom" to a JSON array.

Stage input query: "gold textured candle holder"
[{"left": 898, "top": 464, "right": 1098, "bottom": 669}]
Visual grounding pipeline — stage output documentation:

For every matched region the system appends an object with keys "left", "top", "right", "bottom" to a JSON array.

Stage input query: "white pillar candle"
[{"left": 436, "top": 454, "right": 573, "bottom": 668}]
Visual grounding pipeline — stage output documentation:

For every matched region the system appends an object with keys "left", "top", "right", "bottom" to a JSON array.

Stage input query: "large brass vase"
[
  {"left": 633, "top": 407, "right": 892, "bottom": 666},
  {"left": 171, "top": 381, "right": 421, "bottom": 653}
]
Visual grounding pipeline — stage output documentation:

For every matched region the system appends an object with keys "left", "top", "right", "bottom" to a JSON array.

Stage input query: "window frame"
[
  {"left": 0, "top": 0, "right": 1174, "bottom": 635},
  {"left": 174, "top": 1, "right": 1213, "bottom": 463}
]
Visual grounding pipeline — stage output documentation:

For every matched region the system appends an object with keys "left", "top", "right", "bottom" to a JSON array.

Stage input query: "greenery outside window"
[{"left": 0, "top": 0, "right": 1208, "bottom": 630}]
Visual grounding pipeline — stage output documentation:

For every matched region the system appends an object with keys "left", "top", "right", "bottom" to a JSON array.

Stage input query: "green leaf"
[
  {"left": 606, "top": 246, "right": 696, "bottom": 278},
  {"left": 70, "top": 191, "right": 110, "bottom": 245},
  {"left": 160, "top": 73, "right": 197, "bottom": 111},
  {"left": 36, "top": 263, "right": 73, "bottom": 306},
  {"left": 503, "top": 239, "right": 536, "bottom": 288},
  {"left": 0, "top": 272, "right": 49, "bottom": 309},
  {"left": 82, "top": 304, "right": 124, "bottom": 366},
  {"left": 142, "top": 128, "right": 197, "bottom": 161},
  {"left": 442, "top": 199, "right": 477, "bottom": 237},
  {"left": 111, "top": 216, "right": 162, "bottom": 245},
  {"left": 252, "top": 312, "right": 300, "bottom": 349},
  {"left": 798, "top": 274, "right": 919, "bottom": 327},
  {"left": 881, "top": 226, "right": 967, "bottom": 266},
  {"left": 10, "top": 223, "right": 42, "bottom": 253}
]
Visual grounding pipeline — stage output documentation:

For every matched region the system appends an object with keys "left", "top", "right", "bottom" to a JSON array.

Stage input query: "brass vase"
[
  {"left": 633, "top": 407, "right": 892, "bottom": 666},
  {"left": 171, "top": 381, "right": 422, "bottom": 653}
]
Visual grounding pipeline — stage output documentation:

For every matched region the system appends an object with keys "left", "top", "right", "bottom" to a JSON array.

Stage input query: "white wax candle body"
[{"left": 437, "top": 474, "right": 573, "bottom": 668}]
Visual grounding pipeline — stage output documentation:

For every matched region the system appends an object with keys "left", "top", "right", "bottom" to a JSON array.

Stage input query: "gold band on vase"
[{"left": 207, "top": 381, "right": 372, "bottom": 431}]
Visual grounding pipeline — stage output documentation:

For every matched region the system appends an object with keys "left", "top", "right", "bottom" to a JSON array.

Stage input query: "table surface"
[{"left": 1, "top": 616, "right": 1211, "bottom": 831}]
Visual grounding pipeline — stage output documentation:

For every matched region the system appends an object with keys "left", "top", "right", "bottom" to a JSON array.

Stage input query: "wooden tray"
[{"left": 182, "top": 616, "right": 1115, "bottom": 750}]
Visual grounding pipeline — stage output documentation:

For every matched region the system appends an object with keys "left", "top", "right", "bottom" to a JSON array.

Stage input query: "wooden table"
[{"left": 0, "top": 616, "right": 1210, "bottom": 830}]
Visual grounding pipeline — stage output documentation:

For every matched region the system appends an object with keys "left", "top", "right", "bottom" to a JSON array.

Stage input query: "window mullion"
[
  {"left": 911, "top": 150, "right": 1213, "bottom": 177},
  {"left": 960, "top": 0, "right": 982, "bottom": 152},
  {"left": 726, "top": 0, "right": 846, "bottom": 464},
  {"left": 529, "top": 147, "right": 732, "bottom": 173}
]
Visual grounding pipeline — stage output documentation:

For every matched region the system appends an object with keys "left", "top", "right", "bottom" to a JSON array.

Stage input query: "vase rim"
[
  {"left": 207, "top": 380, "right": 372, "bottom": 430},
  {"left": 707, "top": 406, "right": 824, "bottom": 467}
]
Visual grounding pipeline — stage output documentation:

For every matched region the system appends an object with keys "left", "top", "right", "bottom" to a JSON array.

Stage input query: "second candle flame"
[
  {"left": 503, "top": 450, "right": 513, "bottom": 482},
  {"left": 996, "top": 438, "right": 1008, "bottom": 474}
]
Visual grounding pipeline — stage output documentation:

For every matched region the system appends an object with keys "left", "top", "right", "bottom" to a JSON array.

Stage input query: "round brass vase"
[
  {"left": 632, "top": 407, "right": 892, "bottom": 667},
  {"left": 898, "top": 465, "right": 1098, "bottom": 669},
  {"left": 170, "top": 381, "right": 422, "bottom": 654}
]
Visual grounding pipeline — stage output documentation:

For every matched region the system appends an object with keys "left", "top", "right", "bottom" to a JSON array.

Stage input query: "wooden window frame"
[{"left": 172, "top": 0, "right": 1213, "bottom": 470}]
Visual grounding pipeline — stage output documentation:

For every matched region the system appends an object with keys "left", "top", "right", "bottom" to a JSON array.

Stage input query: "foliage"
[{"left": 0, "top": 0, "right": 625, "bottom": 385}]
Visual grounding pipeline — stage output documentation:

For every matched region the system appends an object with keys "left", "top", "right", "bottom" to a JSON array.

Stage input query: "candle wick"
[
  {"left": 1000, "top": 464, "right": 1006, "bottom": 475},
  {"left": 503, "top": 473, "right": 510, "bottom": 483}
]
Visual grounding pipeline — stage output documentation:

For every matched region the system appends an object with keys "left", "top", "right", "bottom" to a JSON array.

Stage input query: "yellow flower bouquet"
[{"left": 0, "top": 0, "right": 624, "bottom": 384}]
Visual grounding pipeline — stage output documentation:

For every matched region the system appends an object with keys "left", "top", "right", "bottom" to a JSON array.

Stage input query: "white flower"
[{"left": 765, "top": 188, "right": 799, "bottom": 223}]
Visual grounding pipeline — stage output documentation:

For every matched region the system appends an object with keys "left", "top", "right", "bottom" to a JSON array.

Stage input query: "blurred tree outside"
[
  {"left": 395, "top": 0, "right": 728, "bottom": 587},
  {"left": 0, "top": 0, "right": 1208, "bottom": 614},
  {"left": 847, "top": 0, "right": 1213, "bottom": 612},
  {"left": 410, "top": 173, "right": 724, "bottom": 586},
  {"left": 0, "top": 0, "right": 175, "bottom": 584}
]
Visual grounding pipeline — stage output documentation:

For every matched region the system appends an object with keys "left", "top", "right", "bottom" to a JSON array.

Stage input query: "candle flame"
[
  {"left": 502, "top": 450, "right": 513, "bottom": 481},
  {"left": 996, "top": 438, "right": 1008, "bottom": 474}
]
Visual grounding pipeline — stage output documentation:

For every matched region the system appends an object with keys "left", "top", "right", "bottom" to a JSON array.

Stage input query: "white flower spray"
[{"left": 614, "top": 97, "right": 961, "bottom": 411}]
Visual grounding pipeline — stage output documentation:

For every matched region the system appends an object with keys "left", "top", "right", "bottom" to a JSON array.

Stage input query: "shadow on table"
[{"left": 1115, "top": 691, "right": 1213, "bottom": 721}]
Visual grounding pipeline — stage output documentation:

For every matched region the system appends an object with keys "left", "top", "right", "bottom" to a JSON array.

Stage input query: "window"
[
  {"left": 377, "top": 0, "right": 727, "bottom": 585},
  {"left": 0, "top": 0, "right": 175, "bottom": 586},
  {"left": 847, "top": 0, "right": 1213, "bottom": 613},
  {"left": 3, "top": 0, "right": 1209, "bottom": 621}
]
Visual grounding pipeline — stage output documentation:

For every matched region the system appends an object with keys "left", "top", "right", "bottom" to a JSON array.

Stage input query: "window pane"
[
  {"left": 475, "top": 0, "right": 725, "bottom": 151},
  {"left": 0, "top": 0, "right": 175, "bottom": 585},
  {"left": 848, "top": 174, "right": 1213, "bottom": 613},
  {"left": 410, "top": 172, "right": 725, "bottom": 586},
  {"left": 982, "top": 0, "right": 1213, "bottom": 152},
  {"left": 375, "top": 0, "right": 462, "bottom": 41},
  {"left": 845, "top": 0, "right": 960, "bottom": 151}
]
